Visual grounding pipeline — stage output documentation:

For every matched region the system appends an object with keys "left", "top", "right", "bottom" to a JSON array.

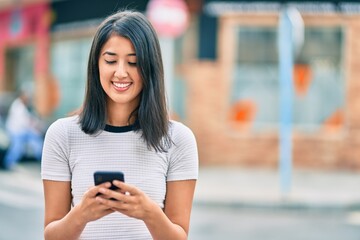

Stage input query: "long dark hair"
[{"left": 79, "top": 10, "right": 171, "bottom": 152}]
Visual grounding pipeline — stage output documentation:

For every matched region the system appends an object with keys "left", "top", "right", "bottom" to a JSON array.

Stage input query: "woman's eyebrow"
[
  {"left": 102, "top": 51, "right": 116, "bottom": 56},
  {"left": 102, "top": 52, "right": 136, "bottom": 56}
]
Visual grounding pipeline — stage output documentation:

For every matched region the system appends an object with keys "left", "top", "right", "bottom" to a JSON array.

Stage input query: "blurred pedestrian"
[
  {"left": 0, "top": 115, "right": 10, "bottom": 169},
  {"left": 41, "top": 10, "right": 198, "bottom": 240},
  {"left": 2, "top": 83, "right": 44, "bottom": 170}
]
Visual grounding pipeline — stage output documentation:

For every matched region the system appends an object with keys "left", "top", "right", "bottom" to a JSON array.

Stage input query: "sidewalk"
[
  {"left": 1, "top": 163, "right": 360, "bottom": 211},
  {"left": 194, "top": 166, "right": 360, "bottom": 211}
]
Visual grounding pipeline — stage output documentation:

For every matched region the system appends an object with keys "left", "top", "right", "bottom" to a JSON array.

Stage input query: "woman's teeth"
[{"left": 113, "top": 82, "right": 131, "bottom": 88}]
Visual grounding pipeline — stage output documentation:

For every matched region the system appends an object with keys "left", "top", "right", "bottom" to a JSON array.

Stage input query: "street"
[
  {"left": 0, "top": 162, "right": 44, "bottom": 240},
  {"left": 189, "top": 204, "right": 360, "bottom": 240},
  {"left": 0, "top": 163, "right": 360, "bottom": 240}
]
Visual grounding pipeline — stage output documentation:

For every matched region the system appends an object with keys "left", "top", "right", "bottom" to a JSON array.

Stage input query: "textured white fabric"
[{"left": 41, "top": 116, "right": 198, "bottom": 240}]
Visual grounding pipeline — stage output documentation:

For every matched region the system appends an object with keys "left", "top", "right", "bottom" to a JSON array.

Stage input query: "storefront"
[{"left": 0, "top": 1, "right": 58, "bottom": 117}]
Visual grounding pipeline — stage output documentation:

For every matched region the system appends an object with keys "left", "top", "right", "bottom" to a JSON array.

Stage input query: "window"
[
  {"left": 229, "top": 26, "right": 345, "bottom": 132},
  {"left": 51, "top": 38, "right": 92, "bottom": 121}
]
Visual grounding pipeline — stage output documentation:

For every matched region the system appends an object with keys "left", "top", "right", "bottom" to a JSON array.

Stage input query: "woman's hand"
[
  {"left": 43, "top": 180, "right": 116, "bottom": 240},
  {"left": 75, "top": 182, "right": 115, "bottom": 223},
  {"left": 95, "top": 180, "right": 196, "bottom": 240},
  {"left": 95, "top": 181, "right": 158, "bottom": 221}
]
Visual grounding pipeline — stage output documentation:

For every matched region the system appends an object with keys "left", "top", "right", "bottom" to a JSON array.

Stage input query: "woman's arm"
[
  {"left": 43, "top": 180, "right": 83, "bottom": 240},
  {"left": 43, "top": 180, "right": 114, "bottom": 240},
  {"left": 147, "top": 180, "right": 197, "bottom": 240},
  {"left": 96, "top": 179, "right": 196, "bottom": 240}
]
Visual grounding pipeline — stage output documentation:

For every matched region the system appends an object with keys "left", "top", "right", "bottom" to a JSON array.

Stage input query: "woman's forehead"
[{"left": 100, "top": 35, "right": 136, "bottom": 55}]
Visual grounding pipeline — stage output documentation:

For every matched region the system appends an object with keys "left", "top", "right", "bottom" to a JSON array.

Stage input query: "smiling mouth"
[
  {"left": 112, "top": 82, "right": 133, "bottom": 92},
  {"left": 113, "top": 82, "right": 132, "bottom": 88}
]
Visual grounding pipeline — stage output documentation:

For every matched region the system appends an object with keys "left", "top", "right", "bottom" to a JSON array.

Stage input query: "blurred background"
[{"left": 1, "top": 0, "right": 360, "bottom": 239}]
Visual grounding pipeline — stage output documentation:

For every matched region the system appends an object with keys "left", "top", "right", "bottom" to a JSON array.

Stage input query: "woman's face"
[{"left": 98, "top": 35, "right": 143, "bottom": 112}]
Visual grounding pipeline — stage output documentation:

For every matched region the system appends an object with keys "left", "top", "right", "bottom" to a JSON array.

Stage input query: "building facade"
[{"left": 182, "top": 1, "right": 360, "bottom": 170}]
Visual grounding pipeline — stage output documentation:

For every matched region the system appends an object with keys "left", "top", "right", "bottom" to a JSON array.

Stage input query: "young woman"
[{"left": 41, "top": 10, "right": 198, "bottom": 240}]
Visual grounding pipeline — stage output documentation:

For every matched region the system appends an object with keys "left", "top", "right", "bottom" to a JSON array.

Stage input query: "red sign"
[
  {"left": 147, "top": 0, "right": 189, "bottom": 38},
  {"left": 0, "top": 4, "right": 50, "bottom": 45}
]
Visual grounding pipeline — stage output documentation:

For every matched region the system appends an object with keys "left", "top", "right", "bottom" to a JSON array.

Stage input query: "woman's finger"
[
  {"left": 96, "top": 196, "right": 129, "bottom": 209},
  {"left": 86, "top": 182, "right": 112, "bottom": 198},
  {"left": 97, "top": 187, "right": 130, "bottom": 202},
  {"left": 112, "top": 181, "right": 138, "bottom": 195}
]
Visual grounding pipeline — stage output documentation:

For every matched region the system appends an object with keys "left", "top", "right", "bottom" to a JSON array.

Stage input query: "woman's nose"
[{"left": 114, "top": 62, "right": 128, "bottom": 78}]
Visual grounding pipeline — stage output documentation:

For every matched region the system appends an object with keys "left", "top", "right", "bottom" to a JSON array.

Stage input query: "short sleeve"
[
  {"left": 167, "top": 122, "right": 199, "bottom": 181},
  {"left": 41, "top": 119, "right": 71, "bottom": 181}
]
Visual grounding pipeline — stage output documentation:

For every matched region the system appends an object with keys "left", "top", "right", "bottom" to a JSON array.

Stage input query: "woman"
[{"left": 41, "top": 10, "right": 198, "bottom": 240}]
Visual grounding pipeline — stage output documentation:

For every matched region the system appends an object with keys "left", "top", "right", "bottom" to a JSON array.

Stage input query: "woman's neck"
[{"left": 106, "top": 103, "right": 137, "bottom": 126}]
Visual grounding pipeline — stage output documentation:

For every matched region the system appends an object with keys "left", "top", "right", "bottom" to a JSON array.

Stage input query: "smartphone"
[{"left": 94, "top": 171, "right": 125, "bottom": 191}]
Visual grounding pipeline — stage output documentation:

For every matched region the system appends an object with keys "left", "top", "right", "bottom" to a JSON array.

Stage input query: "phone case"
[{"left": 94, "top": 171, "right": 125, "bottom": 190}]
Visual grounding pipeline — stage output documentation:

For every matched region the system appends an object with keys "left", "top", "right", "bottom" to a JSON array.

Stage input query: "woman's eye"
[
  {"left": 128, "top": 62, "right": 137, "bottom": 66},
  {"left": 105, "top": 60, "right": 116, "bottom": 64}
]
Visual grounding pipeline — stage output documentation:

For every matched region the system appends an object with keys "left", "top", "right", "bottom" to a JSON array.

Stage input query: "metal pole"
[
  {"left": 159, "top": 37, "right": 175, "bottom": 112},
  {"left": 278, "top": 6, "right": 294, "bottom": 196}
]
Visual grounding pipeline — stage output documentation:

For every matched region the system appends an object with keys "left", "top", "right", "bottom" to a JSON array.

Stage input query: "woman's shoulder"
[
  {"left": 47, "top": 115, "right": 80, "bottom": 133},
  {"left": 169, "top": 119, "right": 189, "bottom": 130},
  {"left": 169, "top": 120, "right": 196, "bottom": 142}
]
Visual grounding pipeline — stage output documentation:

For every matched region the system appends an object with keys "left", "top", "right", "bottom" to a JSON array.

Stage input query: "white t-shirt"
[
  {"left": 41, "top": 116, "right": 198, "bottom": 240},
  {"left": 6, "top": 98, "right": 32, "bottom": 134}
]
